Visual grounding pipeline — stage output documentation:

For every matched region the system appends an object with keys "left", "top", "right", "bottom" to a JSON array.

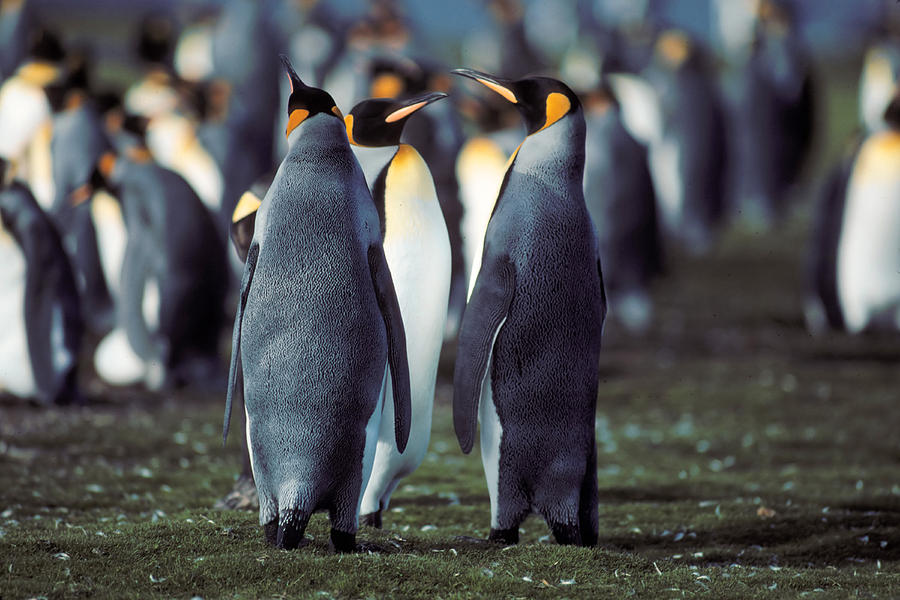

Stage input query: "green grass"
[{"left": 2, "top": 214, "right": 899, "bottom": 599}]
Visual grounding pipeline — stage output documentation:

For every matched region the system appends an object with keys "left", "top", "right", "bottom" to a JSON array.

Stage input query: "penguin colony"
[{"left": 1, "top": 0, "right": 898, "bottom": 553}]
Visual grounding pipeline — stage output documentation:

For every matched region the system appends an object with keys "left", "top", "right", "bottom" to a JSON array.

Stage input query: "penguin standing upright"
[
  {"left": 345, "top": 92, "right": 452, "bottom": 527},
  {"left": 582, "top": 83, "right": 662, "bottom": 334},
  {"left": 835, "top": 96, "right": 900, "bottom": 334},
  {"left": 0, "top": 159, "right": 82, "bottom": 405},
  {"left": 643, "top": 29, "right": 727, "bottom": 253},
  {"left": 50, "top": 73, "right": 118, "bottom": 335},
  {"left": 223, "top": 57, "right": 411, "bottom": 552},
  {"left": 86, "top": 130, "right": 228, "bottom": 389},
  {"left": 451, "top": 69, "right": 606, "bottom": 546}
]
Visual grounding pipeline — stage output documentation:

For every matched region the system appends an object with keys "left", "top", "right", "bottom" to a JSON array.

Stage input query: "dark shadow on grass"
[
  {"left": 600, "top": 484, "right": 745, "bottom": 504},
  {"left": 604, "top": 511, "right": 900, "bottom": 567}
]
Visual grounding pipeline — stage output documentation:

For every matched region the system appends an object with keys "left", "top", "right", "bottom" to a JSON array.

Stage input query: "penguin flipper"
[
  {"left": 452, "top": 253, "right": 515, "bottom": 454},
  {"left": 120, "top": 238, "right": 158, "bottom": 360},
  {"left": 368, "top": 245, "right": 411, "bottom": 453},
  {"left": 224, "top": 243, "right": 258, "bottom": 444}
]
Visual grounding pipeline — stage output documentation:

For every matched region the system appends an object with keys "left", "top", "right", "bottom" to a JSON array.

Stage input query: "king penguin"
[
  {"left": 0, "top": 159, "right": 82, "bottom": 405},
  {"left": 345, "top": 92, "right": 452, "bottom": 527},
  {"left": 223, "top": 56, "right": 411, "bottom": 552},
  {"left": 451, "top": 69, "right": 607, "bottom": 546},
  {"left": 835, "top": 95, "right": 900, "bottom": 334}
]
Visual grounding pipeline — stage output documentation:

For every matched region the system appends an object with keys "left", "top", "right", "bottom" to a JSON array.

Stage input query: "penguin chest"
[
  {"left": 90, "top": 190, "right": 128, "bottom": 300},
  {"left": 837, "top": 143, "right": 900, "bottom": 331},
  {"left": 0, "top": 233, "right": 36, "bottom": 396}
]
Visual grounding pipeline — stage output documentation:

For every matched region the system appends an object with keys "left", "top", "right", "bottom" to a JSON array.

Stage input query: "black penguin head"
[
  {"left": 451, "top": 69, "right": 580, "bottom": 136},
  {"left": 280, "top": 55, "right": 342, "bottom": 139},
  {"left": 344, "top": 92, "right": 447, "bottom": 147},
  {"left": 884, "top": 92, "right": 900, "bottom": 130}
]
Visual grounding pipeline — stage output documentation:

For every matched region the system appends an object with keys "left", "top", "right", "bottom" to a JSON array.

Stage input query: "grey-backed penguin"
[
  {"left": 0, "top": 159, "right": 82, "bottom": 405},
  {"left": 451, "top": 69, "right": 606, "bottom": 546},
  {"left": 223, "top": 56, "right": 411, "bottom": 552},
  {"left": 85, "top": 134, "right": 228, "bottom": 390},
  {"left": 345, "top": 92, "right": 452, "bottom": 527},
  {"left": 834, "top": 97, "right": 900, "bottom": 334},
  {"left": 582, "top": 83, "right": 662, "bottom": 335}
]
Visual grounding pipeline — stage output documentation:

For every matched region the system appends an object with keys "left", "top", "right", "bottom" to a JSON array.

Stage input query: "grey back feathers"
[{"left": 224, "top": 112, "right": 410, "bottom": 550}]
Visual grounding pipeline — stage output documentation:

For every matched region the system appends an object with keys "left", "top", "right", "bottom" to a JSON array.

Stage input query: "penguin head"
[
  {"left": 344, "top": 92, "right": 447, "bottom": 147},
  {"left": 451, "top": 69, "right": 580, "bottom": 136},
  {"left": 280, "top": 55, "right": 343, "bottom": 140},
  {"left": 884, "top": 90, "right": 900, "bottom": 130}
]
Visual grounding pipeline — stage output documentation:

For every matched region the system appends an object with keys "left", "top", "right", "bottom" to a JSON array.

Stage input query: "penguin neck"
[
  {"left": 286, "top": 114, "right": 347, "bottom": 156},
  {"left": 375, "top": 143, "right": 434, "bottom": 241},
  {"left": 509, "top": 108, "right": 586, "bottom": 196}
]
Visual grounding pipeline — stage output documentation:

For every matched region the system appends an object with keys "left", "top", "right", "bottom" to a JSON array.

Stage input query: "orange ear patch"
[
  {"left": 99, "top": 152, "right": 117, "bottom": 178},
  {"left": 286, "top": 108, "right": 310, "bottom": 139},
  {"left": 371, "top": 73, "right": 404, "bottom": 99},
  {"left": 385, "top": 100, "right": 427, "bottom": 123},
  {"left": 535, "top": 92, "right": 571, "bottom": 133},
  {"left": 343, "top": 114, "right": 357, "bottom": 145}
]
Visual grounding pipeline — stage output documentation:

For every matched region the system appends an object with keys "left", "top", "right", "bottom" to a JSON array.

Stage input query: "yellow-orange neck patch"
[
  {"left": 344, "top": 113, "right": 357, "bottom": 145},
  {"left": 286, "top": 108, "right": 310, "bottom": 139},
  {"left": 232, "top": 191, "right": 262, "bottom": 223},
  {"left": 99, "top": 152, "right": 118, "bottom": 178},
  {"left": 534, "top": 92, "right": 571, "bottom": 134}
]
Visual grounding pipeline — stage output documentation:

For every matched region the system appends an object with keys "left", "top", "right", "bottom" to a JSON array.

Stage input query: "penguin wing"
[
  {"left": 119, "top": 237, "right": 158, "bottom": 360},
  {"left": 21, "top": 224, "right": 56, "bottom": 404},
  {"left": 368, "top": 244, "right": 412, "bottom": 453},
  {"left": 224, "top": 243, "right": 258, "bottom": 443},
  {"left": 452, "top": 252, "right": 516, "bottom": 454}
]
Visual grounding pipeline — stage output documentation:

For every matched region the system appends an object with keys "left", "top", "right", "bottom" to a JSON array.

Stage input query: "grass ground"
[{"left": 2, "top": 213, "right": 899, "bottom": 599}]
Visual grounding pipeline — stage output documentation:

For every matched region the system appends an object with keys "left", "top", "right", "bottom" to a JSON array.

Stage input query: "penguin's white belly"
[
  {"left": 837, "top": 178, "right": 900, "bottom": 333},
  {"left": 0, "top": 77, "right": 50, "bottom": 160},
  {"left": 143, "top": 277, "right": 160, "bottom": 331},
  {"left": 91, "top": 190, "right": 127, "bottom": 299},
  {"left": 147, "top": 115, "right": 223, "bottom": 211},
  {"left": 456, "top": 137, "right": 508, "bottom": 298},
  {"left": 648, "top": 136, "right": 683, "bottom": 232},
  {"left": 360, "top": 207, "right": 452, "bottom": 514},
  {"left": 478, "top": 317, "right": 507, "bottom": 529},
  {"left": 93, "top": 327, "right": 146, "bottom": 385},
  {"left": 0, "top": 236, "right": 36, "bottom": 397},
  {"left": 357, "top": 366, "right": 388, "bottom": 516}
]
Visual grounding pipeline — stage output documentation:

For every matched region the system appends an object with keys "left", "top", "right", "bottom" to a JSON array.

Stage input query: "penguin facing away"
[
  {"left": 0, "top": 162, "right": 82, "bottom": 406},
  {"left": 345, "top": 92, "right": 452, "bottom": 527},
  {"left": 86, "top": 138, "right": 228, "bottom": 390},
  {"left": 451, "top": 69, "right": 607, "bottom": 546},
  {"left": 223, "top": 56, "right": 411, "bottom": 552},
  {"left": 836, "top": 97, "right": 900, "bottom": 334}
]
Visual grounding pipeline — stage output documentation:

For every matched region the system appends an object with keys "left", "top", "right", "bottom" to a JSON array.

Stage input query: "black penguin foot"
[
  {"left": 276, "top": 510, "right": 311, "bottom": 550},
  {"left": 329, "top": 529, "right": 357, "bottom": 553},
  {"left": 361, "top": 510, "right": 382, "bottom": 528},
  {"left": 549, "top": 522, "right": 582, "bottom": 546},
  {"left": 488, "top": 527, "right": 520, "bottom": 546},
  {"left": 214, "top": 475, "right": 258, "bottom": 511},
  {"left": 263, "top": 520, "right": 278, "bottom": 547}
]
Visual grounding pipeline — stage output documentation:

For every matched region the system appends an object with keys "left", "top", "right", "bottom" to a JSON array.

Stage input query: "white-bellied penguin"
[
  {"left": 0, "top": 159, "right": 82, "bottom": 405},
  {"left": 345, "top": 91, "right": 452, "bottom": 528},
  {"left": 451, "top": 68, "right": 607, "bottom": 546},
  {"left": 835, "top": 95, "right": 900, "bottom": 333},
  {"left": 222, "top": 55, "right": 411, "bottom": 552}
]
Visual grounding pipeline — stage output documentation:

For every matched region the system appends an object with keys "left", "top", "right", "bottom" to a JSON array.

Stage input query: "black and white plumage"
[
  {"left": 223, "top": 57, "right": 411, "bottom": 552},
  {"left": 452, "top": 69, "right": 606, "bottom": 547},
  {"left": 0, "top": 173, "right": 82, "bottom": 406}
]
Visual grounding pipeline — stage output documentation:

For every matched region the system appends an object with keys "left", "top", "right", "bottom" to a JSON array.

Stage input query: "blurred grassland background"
[{"left": 2, "top": 0, "right": 900, "bottom": 598}]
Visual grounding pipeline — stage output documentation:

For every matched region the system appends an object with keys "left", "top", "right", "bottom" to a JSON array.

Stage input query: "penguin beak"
[
  {"left": 279, "top": 54, "right": 305, "bottom": 93},
  {"left": 384, "top": 91, "right": 448, "bottom": 123},
  {"left": 451, "top": 68, "right": 518, "bottom": 104}
]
